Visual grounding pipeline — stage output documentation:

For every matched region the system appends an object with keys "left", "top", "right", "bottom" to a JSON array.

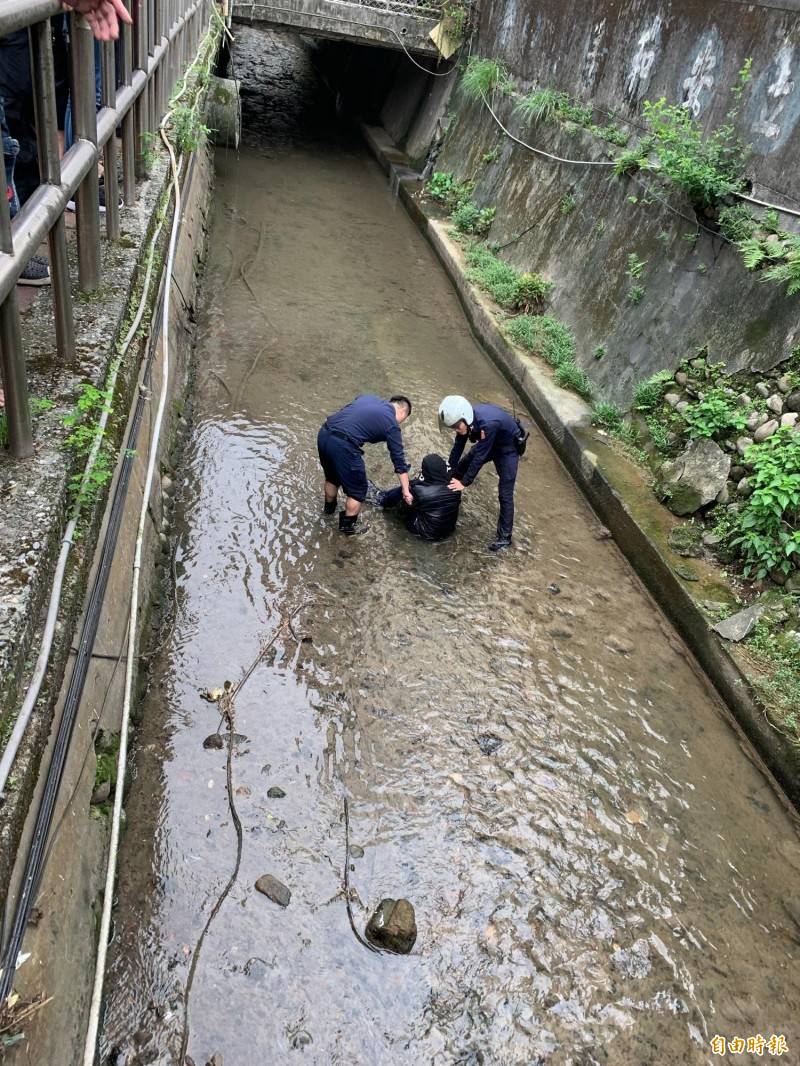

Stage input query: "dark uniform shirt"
[
  {"left": 326, "top": 394, "right": 409, "bottom": 473},
  {"left": 448, "top": 402, "right": 519, "bottom": 485}
]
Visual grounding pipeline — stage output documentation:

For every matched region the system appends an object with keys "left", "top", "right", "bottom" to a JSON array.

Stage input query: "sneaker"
[
  {"left": 18, "top": 254, "right": 51, "bottom": 287},
  {"left": 66, "top": 178, "right": 123, "bottom": 214},
  {"left": 488, "top": 537, "right": 512, "bottom": 552}
]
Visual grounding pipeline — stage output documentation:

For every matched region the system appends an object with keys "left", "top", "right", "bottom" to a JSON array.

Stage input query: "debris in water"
[
  {"left": 255, "top": 874, "right": 291, "bottom": 907},
  {"left": 349, "top": 844, "right": 364, "bottom": 859},
  {"left": 203, "top": 734, "right": 224, "bottom": 750},
  {"left": 267, "top": 786, "right": 286, "bottom": 799},
  {"left": 476, "top": 733, "right": 502, "bottom": 756},
  {"left": 206, "top": 1055, "right": 224, "bottom": 1066},
  {"left": 624, "top": 809, "right": 647, "bottom": 826},
  {"left": 547, "top": 583, "right": 561, "bottom": 594},
  {"left": 593, "top": 526, "right": 612, "bottom": 540},
  {"left": 365, "top": 898, "right": 417, "bottom": 954},
  {"left": 291, "top": 1030, "right": 313, "bottom": 1049},
  {"left": 200, "top": 687, "right": 225, "bottom": 703}
]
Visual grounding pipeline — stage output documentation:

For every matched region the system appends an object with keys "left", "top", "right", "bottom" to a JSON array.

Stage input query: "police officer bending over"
[
  {"left": 318, "top": 394, "right": 413, "bottom": 535},
  {"left": 438, "top": 395, "right": 528, "bottom": 552},
  {"left": 378, "top": 453, "right": 462, "bottom": 542}
]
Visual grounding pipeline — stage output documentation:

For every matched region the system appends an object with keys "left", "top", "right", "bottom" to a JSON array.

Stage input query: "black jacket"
[{"left": 403, "top": 479, "right": 461, "bottom": 541}]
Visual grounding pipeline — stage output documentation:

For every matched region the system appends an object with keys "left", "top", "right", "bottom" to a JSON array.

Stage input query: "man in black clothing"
[{"left": 378, "top": 453, "right": 461, "bottom": 542}]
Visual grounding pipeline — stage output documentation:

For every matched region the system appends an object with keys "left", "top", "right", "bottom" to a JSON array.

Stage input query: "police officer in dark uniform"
[
  {"left": 378, "top": 453, "right": 462, "bottom": 542},
  {"left": 438, "top": 395, "right": 527, "bottom": 551},
  {"left": 317, "top": 394, "right": 413, "bottom": 534}
]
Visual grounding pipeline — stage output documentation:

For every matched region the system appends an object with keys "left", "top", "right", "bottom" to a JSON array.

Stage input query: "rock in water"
[
  {"left": 476, "top": 733, "right": 502, "bottom": 756},
  {"left": 365, "top": 898, "right": 417, "bottom": 954},
  {"left": 267, "top": 786, "right": 286, "bottom": 798},
  {"left": 658, "top": 439, "right": 730, "bottom": 516},
  {"left": 203, "top": 733, "right": 224, "bottom": 750},
  {"left": 255, "top": 874, "right": 291, "bottom": 908}
]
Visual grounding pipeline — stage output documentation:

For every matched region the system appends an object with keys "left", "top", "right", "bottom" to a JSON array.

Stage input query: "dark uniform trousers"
[{"left": 456, "top": 448, "right": 519, "bottom": 541}]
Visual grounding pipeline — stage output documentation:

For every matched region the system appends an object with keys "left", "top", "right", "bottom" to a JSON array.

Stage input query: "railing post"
[
  {"left": 70, "top": 12, "right": 102, "bottom": 292},
  {"left": 0, "top": 194, "right": 32, "bottom": 458},
  {"left": 101, "top": 40, "right": 121, "bottom": 239},
  {"left": 121, "top": 0, "right": 136, "bottom": 203},
  {"left": 29, "top": 19, "right": 75, "bottom": 363},
  {"left": 134, "top": 0, "right": 150, "bottom": 178}
]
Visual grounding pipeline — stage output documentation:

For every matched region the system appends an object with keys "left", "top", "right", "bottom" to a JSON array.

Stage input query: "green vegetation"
[
  {"left": 718, "top": 203, "right": 757, "bottom": 242},
  {"left": 514, "top": 87, "right": 560, "bottom": 124},
  {"left": 481, "top": 147, "right": 500, "bottom": 164},
  {"left": 460, "top": 57, "right": 513, "bottom": 100},
  {"left": 626, "top": 284, "right": 645, "bottom": 304},
  {"left": 452, "top": 200, "right": 496, "bottom": 235},
  {"left": 0, "top": 397, "right": 54, "bottom": 448},
  {"left": 427, "top": 171, "right": 474, "bottom": 209},
  {"left": 594, "top": 345, "right": 606, "bottom": 360},
  {"left": 440, "top": 0, "right": 469, "bottom": 40},
  {"left": 554, "top": 361, "right": 593, "bottom": 399},
  {"left": 62, "top": 379, "right": 116, "bottom": 508},
  {"left": 729, "top": 430, "right": 800, "bottom": 579},
  {"left": 464, "top": 244, "right": 553, "bottom": 311},
  {"left": 560, "top": 192, "right": 577, "bottom": 216},
  {"left": 681, "top": 387, "right": 747, "bottom": 440},
  {"left": 633, "top": 370, "right": 672, "bottom": 412},
  {"left": 504, "top": 314, "right": 575, "bottom": 365},
  {"left": 626, "top": 253, "right": 646, "bottom": 279},
  {"left": 591, "top": 401, "right": 623, "bottom": 432},
  {"left": 746, "top": 615, "right": 800, "bottom": 746},
  {"left": 739, "top": 229, "right": 800, "bottom": 297}
]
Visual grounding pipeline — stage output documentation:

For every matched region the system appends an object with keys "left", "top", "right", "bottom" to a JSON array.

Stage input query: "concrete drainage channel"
[{"left": 361, "top": 123, "right": 800, "bottom": 817}]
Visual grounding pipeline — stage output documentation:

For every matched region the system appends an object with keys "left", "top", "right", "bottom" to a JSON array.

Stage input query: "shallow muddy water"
[{"left": 101, "top": 29, "right": 800, "bottom": 1066}]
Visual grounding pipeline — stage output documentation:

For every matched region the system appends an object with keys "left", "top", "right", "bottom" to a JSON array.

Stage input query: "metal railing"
[{"left": 0, "top": 0, "right": 211, "bottom": 458}]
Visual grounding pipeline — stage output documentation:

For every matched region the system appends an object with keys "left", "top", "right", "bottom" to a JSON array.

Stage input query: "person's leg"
[
  {"left": 379, "top": 486, "right": 403, "bottom": 508},
  {"left": 492, "top": 451, "right": 518, "bottom": 549},
  {"left": 340, "top": 455, "right": 368, "bottom": 534},
  {"left": 317, "top": 427, "right": 340, "bottom": 515}
]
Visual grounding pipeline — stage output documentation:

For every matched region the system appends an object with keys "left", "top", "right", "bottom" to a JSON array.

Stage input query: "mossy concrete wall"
[{"left": 383, "top": 0, "right": 800, "bottom": 406}]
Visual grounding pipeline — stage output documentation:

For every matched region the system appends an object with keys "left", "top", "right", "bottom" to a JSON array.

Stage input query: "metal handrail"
[{"left": 0, "top": 0, "right": 211, "bottom": 457}]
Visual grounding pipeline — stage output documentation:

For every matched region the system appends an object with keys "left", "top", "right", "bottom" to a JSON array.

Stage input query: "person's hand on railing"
[{"left": 63, "top": 0, "right": 133, "bottom": 41}]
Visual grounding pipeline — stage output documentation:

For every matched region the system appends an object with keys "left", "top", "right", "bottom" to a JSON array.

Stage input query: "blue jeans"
[
  {"left": 1, "top": 96, "right": 20, "bottom": 217},
  {"left": 380, "top": 486, "right": 403, "bottom": 507}
]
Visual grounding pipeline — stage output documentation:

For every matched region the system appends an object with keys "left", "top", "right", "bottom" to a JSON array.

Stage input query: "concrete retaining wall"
[{"left": 424, "top": 0, "right": 800, "bottom": 405}]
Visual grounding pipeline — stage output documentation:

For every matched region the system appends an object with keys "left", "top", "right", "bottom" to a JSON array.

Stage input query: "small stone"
[
  {"left": 786, "top": 572, "right": 800, "bottom": 594},
  {"left": 781, "top": 412, "right": 799, "bottom": 428},
  {"left": 754, "top": 419, "right": 779, "bottom": 443},
  {"left": 476, "top": 733, "right": 502, "bottom": 755},
  {"left": 715, "top": 485, "right": 729, "bottom": 505},
  {"left": 675, "top": 371, "right": 689, "bottom": 386},
  {"left": 673, "top": 563, "right": 699, "bottom": 581},
  {"left": 290, "top": 1032, "right": 313, "bottom": 1050},
  {"left": 770, "top": 569, "right": 788, "bottom": 587},
  {"left": 713, "top": 604, "right": 765, "bottom": 642},
  {"left": 737, "top": 477, "right": 753, "bottom": 497},
  {"left": 605, "top": 635, "right": 634, "bottom": 655},
  {"left": 786, "top": 390, "right": 800, "bottom": 413},
  {"left": 755, "top": 382, "right": 770, "bottom": 398},
  {"left": 729, "top": 464, "right": 746, "bottom": 482},
  {"left": 267, "top": 786, "right": 286, "bottom": 798},
  {"left": 668, "top": 524, "right": 703, "bottom": 557},
  {"left": 736, "top": 436, "right": 753, "bottom": 456},
  {"left": 593, "top": 526, "right": 612, "bottom": 540},
  {"left": 203, "top": 733, "right": 224, "bottom": 750},
  {"left": 547, "top": 582, "right": 561, "bottom": 594},
  {"left": 736, "top": 393, "right": 753, "bottom": 408},
  {"left": 255, "top": 874, "right": 291, "bottom": 907},
  {"left": 675, "top": 400, "right": 690, "bottom": 414},
  {"left": 777, "top": 375, "right": 792, "bottom": 393},
  {"left": 702, "top": 531, "right": 724, "bottom": 548},
  {"left": 91, "top": 780, "right": 111, "bottom": 805},
  {"left": 365, "top": 898, "right": 417, "bottom": 954},
  {"left": 349, "top": 844, "right": 365, "bottom": 858},
  {"left": 746, "top": 410, "right": 767, "bottom": 432},
  {"left": 690, "top": 356, "right": 706, "bottom": 370},
  {"left": 161, "top": 475, "right": 174, "bottom": 495},
  {"left": 767, "top": 394, "right": 784, "bottom": 415},
  {"left": 664, "top": 392, "right": 681, "bottom": 408},
  {"left": 207, "top": 1056, "right": 224, "bottom": 1066}
]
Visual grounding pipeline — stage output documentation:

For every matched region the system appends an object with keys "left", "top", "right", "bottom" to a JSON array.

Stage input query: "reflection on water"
[{"left": 101, "top": 28, "right": 800, "bottom": 1066}]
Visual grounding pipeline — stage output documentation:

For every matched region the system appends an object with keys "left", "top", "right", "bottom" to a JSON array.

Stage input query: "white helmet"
[{"left": 438, "top": 395, "right": 474, "bottom": 430}]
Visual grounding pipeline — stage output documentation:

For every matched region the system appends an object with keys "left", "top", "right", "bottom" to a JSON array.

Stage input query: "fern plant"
[
  {"left": 514, "top": 88, "right": 560, "bottom": 124},
  {"left": 761, "top": 237, "right": 800, "bottom": 296}
]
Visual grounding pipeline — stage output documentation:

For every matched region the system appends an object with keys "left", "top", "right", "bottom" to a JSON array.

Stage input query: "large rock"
[
  {"left": 659, "top": 439, "right": 730, "bottom": 516},
  {"left": 754, "top": 419, "right": 779, "bottom": 443},
  {"left": 786, "top": 390, "right": 800, "bottom": 413},
  {"left": 712, "top": 604, "right": 766, "bottom": 642},
  {"left": 365, "top": 898, "right": 417, "bottom": 954}
]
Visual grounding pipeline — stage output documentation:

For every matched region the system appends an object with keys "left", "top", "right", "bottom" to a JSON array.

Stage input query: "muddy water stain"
[{"left": 101, "top": 29, "right": 800, "bottom": 1066}]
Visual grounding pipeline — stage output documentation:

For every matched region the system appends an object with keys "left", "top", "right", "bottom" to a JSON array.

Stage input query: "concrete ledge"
[
  {"left": 361, "top": 122, "right": 800, "bottom": 814},
  {"left": 232, "top": 0, "right": 441, "bottom": 53}
]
